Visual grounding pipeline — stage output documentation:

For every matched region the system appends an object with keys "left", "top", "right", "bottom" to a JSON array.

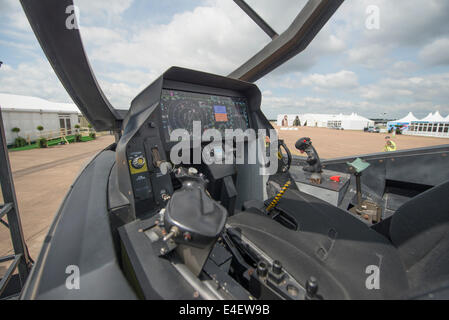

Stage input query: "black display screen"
[{"left": 160, "top": 89, "right": 250, "bottom": 141}]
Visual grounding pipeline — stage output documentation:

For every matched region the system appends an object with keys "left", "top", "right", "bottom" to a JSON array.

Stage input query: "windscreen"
[{"left": 160, "top": 89, "right": 250, "bottom": 141}]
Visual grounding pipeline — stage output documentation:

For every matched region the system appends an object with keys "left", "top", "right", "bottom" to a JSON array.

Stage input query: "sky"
[{"left": 1, "top": 0, "right": 449, "bottom": 120}]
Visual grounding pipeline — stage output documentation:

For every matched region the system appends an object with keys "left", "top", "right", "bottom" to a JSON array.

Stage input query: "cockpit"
[
  {"left": 105, "top": 67, "right": 448, "bottom": 300},
  {"left": 17, "top": 0, "right": 449, "bottom": 301}
]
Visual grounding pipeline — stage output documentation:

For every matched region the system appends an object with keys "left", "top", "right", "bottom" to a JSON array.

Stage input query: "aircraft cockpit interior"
[{"left": 15, "top": 0, "right": 449, "bottom": 301}]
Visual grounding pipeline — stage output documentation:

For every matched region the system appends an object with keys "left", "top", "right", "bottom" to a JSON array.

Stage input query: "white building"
[
  {"left": 405, "top": 111, "right": 449, "bottom": 138},
  {"left": 0, "top": 93, "right": 81, "bottom": 145},
  {"left": 276, "top": 112, "right": 374, "bottom": 130}
]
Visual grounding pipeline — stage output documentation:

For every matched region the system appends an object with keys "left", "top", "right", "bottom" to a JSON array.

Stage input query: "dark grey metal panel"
[
  {"left": 20, "top": 0, "right": 121, "bottom": 131},
  {"left": 301, "top": 144, "right": 449, "bottom": 201},
  {"left": 119, "top": 218, "right": 197, "bottom": 299},
  {"left": 20, "top": 150, "right": 137, "bottom": 299},
  {"left": 0, "top": 254, "right": 22, "bottom": 297},
  {"left": 233, "top": 0, "right": 278, "bottom": 39},
  {"left": 228, "top": 0, "right": 344, "bottom": 82},
  {"left": 384, "top": 152, "right": 449, "bottom": 186}
]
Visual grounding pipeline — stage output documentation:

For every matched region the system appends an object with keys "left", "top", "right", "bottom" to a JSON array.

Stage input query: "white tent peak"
[
  {"left": 396, "top": 112, "right": 418, "bottom": 122},
  {"left": 420, "top": 112, "right": 435, "bottom": 121},
  {"left": 420, "top": 111, "right": 445, "bottom": 122},
  {"left": 432, "top": 111, "right": 445, "bottom": 121}
]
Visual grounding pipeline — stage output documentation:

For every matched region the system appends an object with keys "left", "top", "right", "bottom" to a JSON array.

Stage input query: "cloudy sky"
[{"left": 1, "top": 0, "right": 449, "bottom": 119}]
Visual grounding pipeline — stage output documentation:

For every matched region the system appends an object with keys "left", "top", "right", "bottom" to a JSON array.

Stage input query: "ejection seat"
[{"left": 227, "top": 180, "right": 449, "bottom": 299}]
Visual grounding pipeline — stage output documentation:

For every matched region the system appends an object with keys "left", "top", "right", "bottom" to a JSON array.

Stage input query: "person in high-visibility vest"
[{"left": 384, "top": 136, "right": 397, "bottom": 152}]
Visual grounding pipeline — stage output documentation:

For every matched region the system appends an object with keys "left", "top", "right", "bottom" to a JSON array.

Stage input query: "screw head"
[
  {"left": 272, "top": 260, "right": 282, "bottom": 275},
  {"left": 306, "top": 276, "right": 318, "bottom": 296}
]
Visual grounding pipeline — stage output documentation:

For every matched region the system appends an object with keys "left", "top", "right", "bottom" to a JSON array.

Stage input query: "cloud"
[
  {"left": 1, "top": 0, "right": 449, "bottom": 120},
  {"left": 300, "top": 70, "right": 359, "bottom": 89},
  {"left": 74, "top": 0, "right": 134, "bottom": 25},
  {"left": 261, "top": 93, "right": 449, "bottom": 120},
  {"left": 345, "top": 44, "right": 391, "bottom": 69},
  {"left": 0, "top": 60, "right": 71, "bottom": 103},
  {"left": 0, "top": 0, "right": 32, "bottom": 32},
  {"left": 0, "top": 60, "right": 142, "bottom": 110},
  {"left": 419, "top": 37, "right": 449, "bottom": 66},
  {"left": 358, "top": 73, "right": 449, "bottom": 103},
  {"left": 336, "top": 0, "right": 449, "bottom": 47},
  {"left": 82, "top": 0, "right": 267, "bottom": 76}
]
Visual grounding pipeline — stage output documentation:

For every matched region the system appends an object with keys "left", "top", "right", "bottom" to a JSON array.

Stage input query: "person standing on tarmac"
[
  {"left": 281, "top": 115, "right": 289, "bottom": 127},
  {"left": 384, "top": 136, "right": 397, "bottom": 152},
  {"left": 293, "top": 116, "right": 301, "bottom": 126}
]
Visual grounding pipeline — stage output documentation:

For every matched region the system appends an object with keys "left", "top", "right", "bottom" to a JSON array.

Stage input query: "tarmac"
[
  {"left": 274, "top": 125, "right": 449, "bottom": 158},
  {"left": 0, "top": 135, "right": 115, "bottom": 275}
]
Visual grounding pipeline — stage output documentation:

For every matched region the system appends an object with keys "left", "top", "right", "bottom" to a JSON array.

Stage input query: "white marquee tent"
[
  {"left": 387, "top": 112, "right": 419, "bottom": 131},
  {"left": 0, "top": 93, "right": 81, "bottom": 145},
  {"left": 404, "top": 111, "right": 449, "bottom": 138},
  {"left": 276, "top": 112, "right": 374, "bottom": 130}
]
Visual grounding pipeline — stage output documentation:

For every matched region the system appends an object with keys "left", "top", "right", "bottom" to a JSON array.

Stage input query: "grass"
[{"left": 9, "top": 135, "right": 95, "bottom": 152}]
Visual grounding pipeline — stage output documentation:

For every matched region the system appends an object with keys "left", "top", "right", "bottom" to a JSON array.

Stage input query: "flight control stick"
[
  {"left": 295, "top": 137, "right": 322, "bottom": 184},
  {"left": 163, "top": 167, "right": 228, "bottom": 275}
]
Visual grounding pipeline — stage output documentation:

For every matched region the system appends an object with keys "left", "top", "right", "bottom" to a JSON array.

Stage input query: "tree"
[
  {"left": 11, "top": 127, "right": 26, "bottom": 148},
  {"left": 36, "top": 125, "right": 47, "bottom": 148},
  {"left": 12, "top": 127, "right": 20, "bottom": 138},
  {"left": 74, "top": 124, "right": 82, "bottom": 142},
  {"left": 37, "top": 125, "right": 44, "bottom": 137}
]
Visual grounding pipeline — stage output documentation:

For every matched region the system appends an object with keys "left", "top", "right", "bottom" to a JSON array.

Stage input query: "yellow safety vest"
[{"left": 384, "top": 140, "right": 397, "bottom": 152}]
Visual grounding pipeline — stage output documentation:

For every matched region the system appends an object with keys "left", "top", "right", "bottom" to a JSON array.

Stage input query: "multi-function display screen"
[{"left": 160, "top": 89, "right": 250, "bottom": 141}]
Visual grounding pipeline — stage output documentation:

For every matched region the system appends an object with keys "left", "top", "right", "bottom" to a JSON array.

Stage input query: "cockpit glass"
[{"left": 160, "top": 89, "right": 250, "bottom": 141}]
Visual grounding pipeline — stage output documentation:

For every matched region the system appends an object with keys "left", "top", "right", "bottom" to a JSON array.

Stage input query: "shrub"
[
  {"left": 14, "top": 137, "right": 27, "bottom": 148},
  {"left": 37, "top": 125, "right": 44, "bottom": 131},
  {"left": 12, "top": 127, "right": 20, "bottom": 138},
  {"left": 89, "top": 132, "right": 96, "bottom": 139},
  {"left": 38, "top": 137, "right": 47, "bottom": 148}
]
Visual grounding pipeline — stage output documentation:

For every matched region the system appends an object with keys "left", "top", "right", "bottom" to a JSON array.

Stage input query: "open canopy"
[{"left": 20, "top": 0, "right": 344, "bottom": 132}]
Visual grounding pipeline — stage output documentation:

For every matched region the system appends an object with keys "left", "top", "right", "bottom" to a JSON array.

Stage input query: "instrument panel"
[
  {"left": 116, "top": 66, "right": 263, "bottom": 219},
  {"left": 160, "top": 89, "right": 251, "bottom": 142}
]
